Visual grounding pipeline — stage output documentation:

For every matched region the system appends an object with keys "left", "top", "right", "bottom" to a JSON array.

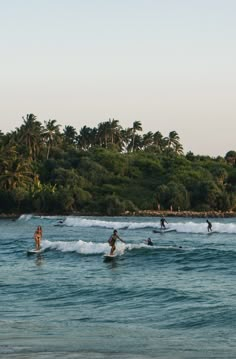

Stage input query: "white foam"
[
  {"left": 18, "top": 214, "right": 33, "bottom": 221},
  {"left": 20, "top": 214, "right": 236, "bottom": 234},
  {"left": 61, "top": 217, "right": 236, "bottom": 234},
  {"left": 42, "top": 239, "right": 121, "bottom": 255},
  {"left": 41, "top": 239, "right": 188, "bottom": 255},
  {"left": 59, "top": 217, "right": 162, "bottom": 230},
  {"left": 173, "top": 221, "right": 236, "bottom": 234},
  {"left": 42, "top": 239, "right": 130, "bottom": 255}
]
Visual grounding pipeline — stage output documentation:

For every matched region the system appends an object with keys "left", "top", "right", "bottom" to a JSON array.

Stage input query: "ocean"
[{"left": 1, "top": 215, "right": 236, "bottom": 359}]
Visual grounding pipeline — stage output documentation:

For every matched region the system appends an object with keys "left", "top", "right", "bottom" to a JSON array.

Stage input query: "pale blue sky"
[{"left": 1, "top": 0, "right": 236, "bottom": 156}]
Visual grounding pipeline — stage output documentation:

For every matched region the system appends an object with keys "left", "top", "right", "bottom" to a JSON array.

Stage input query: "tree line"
[{"left": 0, "top": 113, "right": 236, "bottom": 215}]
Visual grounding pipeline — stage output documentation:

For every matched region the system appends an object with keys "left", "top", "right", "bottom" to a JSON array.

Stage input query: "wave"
[
  {"left": 54, "top": 217, "right": 159, "bottom": 230},
  {"left": 18, "top": 214, "right": 62, "bottom": 222},
  {"left": 41, "top": 239, "right": 184, "bottom": 256},
  {"left": 19, "top": 214, "right": 236, "bottom": 234},
  {"left": 56, "top": 218, "right": 236, "bottom": 234},
  {"left": 173, "top": 221, "right": 236, "bottom": 234},
  {"left": 42, "top": 239, "right": 109, "bottom": 255},
  {"left": 18, "top": 214, "right": 33, "bottom": 221}
]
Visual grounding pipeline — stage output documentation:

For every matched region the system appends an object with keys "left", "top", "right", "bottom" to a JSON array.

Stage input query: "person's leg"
[
  {"left": 37, "top": 236, "right": 40, "bottom": 250},
  {"left": 110, "top": 245, "right": 115, "bottom": 255}
]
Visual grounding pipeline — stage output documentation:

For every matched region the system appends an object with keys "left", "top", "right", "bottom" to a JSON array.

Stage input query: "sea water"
[{"left": 1, "top": 215, "right": 236, "bottom": 359}]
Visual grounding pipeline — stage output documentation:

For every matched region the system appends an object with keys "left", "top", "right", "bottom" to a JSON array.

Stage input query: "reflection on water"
[
  {"left": 35, "top": 254, "right": 44, "bottom": 266},
  {"left": 104, "top": 259, "right": 119, "bottom": 270}
]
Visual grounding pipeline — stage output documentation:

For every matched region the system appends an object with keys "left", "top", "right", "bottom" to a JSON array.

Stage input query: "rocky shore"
[{"left": 124, "top": 210, "right": 236, "bottom": 218}]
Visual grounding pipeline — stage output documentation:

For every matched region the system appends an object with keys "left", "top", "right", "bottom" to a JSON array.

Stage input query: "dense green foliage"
[{"left": 0, "top": 114, "right": 235, "bottom": 215}]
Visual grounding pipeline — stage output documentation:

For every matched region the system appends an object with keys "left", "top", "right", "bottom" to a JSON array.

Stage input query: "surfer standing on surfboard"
[
  {"left": 108, "top": 230, "right": 125, "bottom": 255},
  {"left": 160, "top": 216, "right": 168, "bottom": 229},
  {"left": 34, "top": 226, "right": 43, "bottom": 250},
  {"left": 206, "top": 220, "right": 212, "bottom": 232}
]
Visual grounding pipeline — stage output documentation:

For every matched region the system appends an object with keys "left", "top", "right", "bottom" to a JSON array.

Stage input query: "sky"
[{"left": 1, "top": 0, "right": 236, "bottom": 156}]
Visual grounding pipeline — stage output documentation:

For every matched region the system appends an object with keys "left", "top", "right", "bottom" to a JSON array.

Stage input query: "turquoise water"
[{"left": 1, "top": 215, "right": 236, "bottom": 358}]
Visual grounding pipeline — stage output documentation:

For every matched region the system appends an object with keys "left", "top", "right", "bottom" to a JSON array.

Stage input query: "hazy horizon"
[{"left": 1, "top": 0, "right": 236, "bottom": 157}]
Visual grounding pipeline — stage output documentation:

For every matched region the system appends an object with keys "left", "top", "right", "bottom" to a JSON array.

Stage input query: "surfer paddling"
[
  {"left": 34, "top": 226, "right": 42, "bottom": 250},
  {"left": 144, "top": 238, "right": 153, "bottom": 246},
  {"left": 108, "top": 230, "right": 125, "bottom": 255}
]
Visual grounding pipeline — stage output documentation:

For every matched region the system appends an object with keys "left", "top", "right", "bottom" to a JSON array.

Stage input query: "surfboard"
[
  {"left": 27, "top": 248, "right": 44, "bottom": 255},
  {"left": 152, "top": 228, "right": 176, "bottom": 234},
  {"left": 103, "top": 254, "right": 117, "bottom": 259},
  {"left": 54, "top": 222, "right": 66, "bottom": 227},
  {"left": 207, "top": 231, "right": 216, "bottom": 235}
]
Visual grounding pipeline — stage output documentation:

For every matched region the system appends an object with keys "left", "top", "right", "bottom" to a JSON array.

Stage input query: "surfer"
[
  {"left": 34, "top": 226, "right": 42, "bottom": 250},
  {"left": 160, "top": 216, "right": 168, "bottom": 229},
  {"left": 144, "top": 238, "right": 153, "bottom": 246},
  {"left": 206, "top": 220, "right": 212, "bottom": 232},
  {"left": 108, "top": 230, "right": 125, "bottom": 255}
]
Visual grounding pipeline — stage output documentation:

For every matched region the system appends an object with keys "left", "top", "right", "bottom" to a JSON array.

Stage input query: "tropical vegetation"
[{"left": 0, "top": 114, "right": 236, "bottom": 215}]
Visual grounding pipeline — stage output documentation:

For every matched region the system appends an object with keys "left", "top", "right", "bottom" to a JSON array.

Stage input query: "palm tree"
[
  {"left": 44, "top": 119, "right": 61, "bottom": 159},
  {"left": 97, "top": 121, "right": 110, "bottom": 148},
  {"left": 78, "top": 125, "right": 96, "bottom": 150},
  {"left": 0, "top": 145, "right": 17, "bottom": 176},
  {"left": 0, "top": 154, "right": 33, "bottom": 191},
  {"left": 164, "top": 131, "right": 183, "bottom": 154},
  {"left": 153, "top": 131, "right": 164, "bottom": 152},
  {"left": 142, "top": 131, "right": 154, "bottom": 149},
  {"left": 225, "top": 151, "right": 236, "bottom": 165},
  {"left": 19, "top": 114, "right": 43, "bottom": 160},
  {"left": 127, "top": 134, "right": 143, "bottom": 152},
  {"left": 174, "top": 142, "right": 184, "bottom": 155},
  {"left": 120, "top": 128, "right": 132, "bottom": 152},
  {"left": 63, "top": 125, "right": 78, "bottom": 145},
  {"left": 131, "top": 121, "right": 142, "bottom": 152},
  {"left": 107, "top": 119, "right": 120, "bottom": 144}
]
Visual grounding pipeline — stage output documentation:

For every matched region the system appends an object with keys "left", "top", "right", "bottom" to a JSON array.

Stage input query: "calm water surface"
[{"left": 1, "top": 215, "right": 236, "bottom": 358}]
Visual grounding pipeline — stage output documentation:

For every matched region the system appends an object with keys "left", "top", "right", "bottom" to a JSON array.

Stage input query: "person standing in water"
[
  {"left": 206, "top": 220, "right": 212, "bottom": 232},
  {"left": 34, "top": 226, "right": 43, "bottom": 250},
  {"left": 160, "top": 216, "right": 168, "bottom": 229},
  {"left": 108, "top": 230, "right": 125, "bottom": 255}
]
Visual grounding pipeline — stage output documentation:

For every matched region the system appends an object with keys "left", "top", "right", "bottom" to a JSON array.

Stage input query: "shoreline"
[
  {"left": 1, "top": 210, "right": 236, "bottom": 219},
  {"left": 125, "top": 210, "right": 236, "bottom": 218}
]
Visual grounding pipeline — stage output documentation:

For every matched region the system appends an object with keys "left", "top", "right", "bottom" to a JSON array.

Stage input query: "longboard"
[
  {"left": 103, "top": 254, "right": 117, "bottom": 260},
  {"left": 153, "top": 228, "right": 176, "bottom": 233},
  {"left": 27, "top": 248, "right": 44, "bottom": 255}
]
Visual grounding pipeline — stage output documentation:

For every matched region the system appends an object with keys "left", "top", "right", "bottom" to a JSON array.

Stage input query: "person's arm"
[{"left": 118, "top": 236, "right": 125, "bottom": 243}]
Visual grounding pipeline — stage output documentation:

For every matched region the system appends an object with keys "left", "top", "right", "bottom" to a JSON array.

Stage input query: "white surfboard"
[
  {"left": 153, "top": 228, "right": 176, "bottom": 234},
  {"left": 207, "top": 231, "right": 216, "bottom": 235},
  {"left": 27, "top": 248, "right": 44, "bottom": 255}
]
